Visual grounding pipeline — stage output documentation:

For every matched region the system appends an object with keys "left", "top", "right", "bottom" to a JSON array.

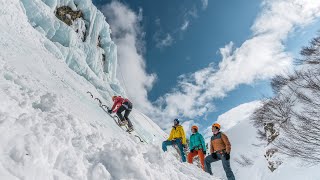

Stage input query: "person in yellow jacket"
[{"left": 162, "top": 119, "right": 187, "bottom": 162}]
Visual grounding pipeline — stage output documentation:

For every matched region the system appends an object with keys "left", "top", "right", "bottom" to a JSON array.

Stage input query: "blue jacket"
[{"left": 189, "top": 132, "right": 206, "bottom": 151}]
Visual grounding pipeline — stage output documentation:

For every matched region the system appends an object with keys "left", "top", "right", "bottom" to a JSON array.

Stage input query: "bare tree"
[
  {"left": 274, "top": 70, "right": 320, "bottom": 164},
  {"left": 256, "top": 95, "right": 294, "bottom": 124},
  {"left": 300, "top": 35, "right": 320, "bottom": 65},
  {"left": 271, "top": 75, "right": 289, "bottom": 94},
  {"left": 252, "top": 34, "right": 320, "bottom": 164}
]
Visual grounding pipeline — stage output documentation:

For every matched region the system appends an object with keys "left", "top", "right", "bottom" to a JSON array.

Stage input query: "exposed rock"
[
  {"left": 55, "top": 6, "right": 87, "bottom": 41},
  {"left": 264, "top": 123, "right": 279, "bottom": 144},
  {"left": 265, "top": 148, "right": 282, "bottom": 172},
  {"left": 55, "top": 6, "right": 83, "bottom": 26}
]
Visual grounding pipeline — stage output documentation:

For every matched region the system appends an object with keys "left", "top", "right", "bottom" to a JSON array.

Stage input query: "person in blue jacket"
[{"left": 187, "top": 125, "right": 206, "bottom": 170}]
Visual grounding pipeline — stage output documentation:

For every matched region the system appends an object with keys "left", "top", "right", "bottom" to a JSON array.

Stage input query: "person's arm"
[
  {"left": 111, "top": 101, "right": 117, "bottom": 111},
  {"left": 189, "top": 135, "right": 193, "bottom": 150},
  {"left": 200, "top": 134, "right": 206, "bottom": 152},
  {"left": 222, "top": 133, "right": 231, "bottom": 154},
  {"left": 180, "top": 127, "right": 187, "bottom": 145},
  {"left": 167, "top": 128, "right": 174, "bottom": 141},
  {"left": 111, "top": 97, "right": 122, "bottom": 111}
]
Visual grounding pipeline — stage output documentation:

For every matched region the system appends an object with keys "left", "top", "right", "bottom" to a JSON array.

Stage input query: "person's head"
[
  {"left": 212, "top": 123, "right": 220, "bottom": 134},
  {"left": 173, "top": 118, "right": 180, "bottom": 126},
  {"left": 112, "top": 96, "right": 118, "bottom": 101},
  {"left": 191, "top": 125, "right": 198, "bottom": 134}
]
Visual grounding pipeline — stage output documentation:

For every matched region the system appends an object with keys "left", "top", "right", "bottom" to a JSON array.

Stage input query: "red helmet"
[{"left": 191, "top": 125, "right": 198, "bottom": 131}]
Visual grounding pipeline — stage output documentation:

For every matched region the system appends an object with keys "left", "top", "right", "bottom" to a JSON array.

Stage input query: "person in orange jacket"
[
  {"left": 108, "top": 96, "right": 133, "bottom": 131},
  {"left": 204, "top": 123, "right": 235, "bottom": 180},
  {"left": 162, "top": 119, "right": 187, "bottom": 162},
  {"left": 187, "top": 125, "right": 206, "bottom": 170}
]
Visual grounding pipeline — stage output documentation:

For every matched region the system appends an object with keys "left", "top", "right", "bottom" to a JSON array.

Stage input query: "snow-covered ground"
[
  {"left": 2, "top": 0, "right": 319, "bottom": 179},
  {"left": 205, "top": 101, "right": 320, "bottom": 180},
  {"left": 0, "top": 0, "right": 216, "bottom": 179}
]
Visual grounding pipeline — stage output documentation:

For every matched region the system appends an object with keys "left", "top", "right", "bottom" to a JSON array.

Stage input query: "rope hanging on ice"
[
  {"left": 86, "top": 91, "right": 93, "bottom": 98},
  {"left": 87, "top": 91, "right": 146, "bottom": 143}
]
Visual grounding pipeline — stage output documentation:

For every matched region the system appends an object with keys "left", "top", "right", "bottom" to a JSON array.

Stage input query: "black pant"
[{"left": 116, "top": 102, "right": 133, "bottom": 128}]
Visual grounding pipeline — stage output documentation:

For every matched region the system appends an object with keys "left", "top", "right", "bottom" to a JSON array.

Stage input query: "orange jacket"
[{"left": 209, "top": 132, "right": 231, "bottom": 154}]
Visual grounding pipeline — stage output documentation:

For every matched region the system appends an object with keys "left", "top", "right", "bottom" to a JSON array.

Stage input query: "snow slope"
[
  {"left": 205, "top": 101, "right": 320, "bottom": 180},
  {"left": 0, "top": 0, "right": 216, "bottom": 179},
  {"left": 216, "top": 101, "right": 262, "bottom": 132}
]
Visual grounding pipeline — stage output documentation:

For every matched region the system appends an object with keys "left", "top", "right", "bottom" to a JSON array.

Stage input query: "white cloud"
[
  {"left": 153, "top": 5, "right": 198, "bottom": 48},
  {"left": 155, "top": 33, "right": 174, "bottom": 48},
  {"left": 187, "top": 6, "right": 198, "bottom": 18},
  {"left": 101, "top": 0, "right": 320, "bottom": 131},
  {"left": 180, "top": 20, "right": 189, "bottom": 31},
  {"left": 155, "top": 18, "right": 161, "bottom": 26},
  {"left": 153, "top": 18, "right": 174, "bottom": 49},
  {"left": 101, "top": 1, "right": 156, "bottom": 112},
  {"left": 150, "top": 0, "right": 320, "bottom": 130},
  {"left": 201, "top": 0, "right": 208, "bottom": 10}
]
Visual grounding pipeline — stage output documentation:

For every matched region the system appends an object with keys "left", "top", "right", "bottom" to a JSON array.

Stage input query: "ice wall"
[{"left": 20, "top": 0, "right": 124, "bottom": 96}]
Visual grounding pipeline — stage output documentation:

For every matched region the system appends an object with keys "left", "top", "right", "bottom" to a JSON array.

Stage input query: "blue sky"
[{"left": 95, "top": 0, "right": 320, "bottom": 132}]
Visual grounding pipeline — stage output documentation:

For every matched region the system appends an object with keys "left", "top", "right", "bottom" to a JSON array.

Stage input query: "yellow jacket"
[{"left": 168, "top": 125, "right": 187, "bottom": 145}]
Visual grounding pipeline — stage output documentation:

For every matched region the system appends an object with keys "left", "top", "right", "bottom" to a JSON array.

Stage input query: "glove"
[
  {"left": 108, "top": 109, "right": 113, "bottom": 114},
  {"left": 211, "top": 153, "right": 218, "bottom": 159},
  {"left": 225, "top": 153, "right": 230, "bottom": 160},
  {"left": 203, "top": 150, "right": 206, "bottom": 155},
  {"left": 190, "top": 149, "right": 194, "bottom": 153}
]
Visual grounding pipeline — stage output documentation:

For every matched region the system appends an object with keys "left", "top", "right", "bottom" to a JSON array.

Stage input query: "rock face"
[
  {"left": 264, "top": 122, "right": 279, "bottom": 144},
  {"left": 55, "top": 6, "right": 83, "bottom": 26},
  {"left": 55, "top": 6, "right": 87, "bottom": 41},
  {"left": 264, "top": 148, "right": 282, "bottom": 172}
]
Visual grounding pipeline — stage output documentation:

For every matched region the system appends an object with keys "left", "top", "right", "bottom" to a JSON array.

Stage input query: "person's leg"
[
  {"left": 176, "top": 139, "right": 186, "bottom": 162},
  {"left": 187, "top": 150, "right": 198, "bottom": 164},
  {"left": 123, "top": 102, "right": 133, "bottom": 119},
  {"left": 221, "top": 154, "right": 235, "bottom": 180},
  {"left": 123, "top": 108, "right": 133, "bottom": 128},
  {"left": 204, "top": 154, "right": 220, "bottom": 175},
  {"left": 162, "top": 140, "right": 174, "bottom": 152},
  {"left": 116, "top": 106, "right": 126, "bottom": 121},
  {"left": 124, "top": 109, "right": 131, "bottom": 120},
  {"left": 123, "top": 102, "right": 133, "bottom": 128},
  {"left": 198, "top": 149, "right": 205, "bottom": 171},
  {"left": 125, "top": 117, "right": 133, "bottom": 128}
]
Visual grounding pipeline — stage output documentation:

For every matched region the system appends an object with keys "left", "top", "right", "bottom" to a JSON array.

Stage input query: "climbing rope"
[{"left": 86, "top": 91, "right": 147, "bottom": 144}]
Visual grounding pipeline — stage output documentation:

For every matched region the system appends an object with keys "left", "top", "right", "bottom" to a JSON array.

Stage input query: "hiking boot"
[
  {"left": 127, "top": 126, "right": 134, "bottom": 132},
  {"left": 119, "top": 119, "right": 128, "bottom": 126}
]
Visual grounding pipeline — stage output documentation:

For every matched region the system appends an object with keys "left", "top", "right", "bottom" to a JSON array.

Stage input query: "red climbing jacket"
[{"left": 111, "top": 96, "right": 130, "bottom": 113}]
